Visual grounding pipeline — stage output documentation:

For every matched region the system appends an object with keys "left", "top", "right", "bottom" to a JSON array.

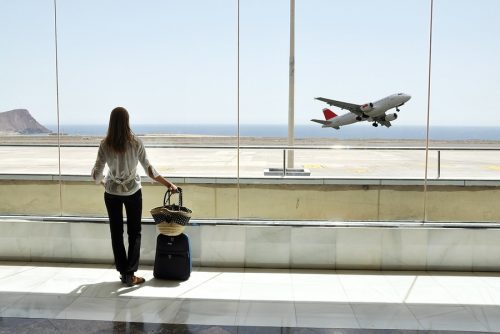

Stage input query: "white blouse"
[{"left": 91, "top": 137, "right": 159, "bottom": 196}]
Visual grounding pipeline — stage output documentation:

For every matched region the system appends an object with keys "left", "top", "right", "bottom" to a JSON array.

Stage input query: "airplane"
[{"left": 311, "top": 92, "right": 411, "bottom": 129}]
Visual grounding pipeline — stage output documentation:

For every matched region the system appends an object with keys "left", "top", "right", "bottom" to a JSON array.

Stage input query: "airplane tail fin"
[{"left": 323, "top": 108, "right": 337, "bottom": 120}]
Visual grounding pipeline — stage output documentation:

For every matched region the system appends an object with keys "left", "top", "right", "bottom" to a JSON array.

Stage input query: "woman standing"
[{"left": 92, "top": 107, "right": 177, "bottom": 286}]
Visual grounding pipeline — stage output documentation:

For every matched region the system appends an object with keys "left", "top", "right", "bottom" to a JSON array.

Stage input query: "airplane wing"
[
  {"left": 315, "top": 97, "right": 363, "bottom": 116},
  {"left": 315, "top": 97, "right": 360, "bottom": 111}
]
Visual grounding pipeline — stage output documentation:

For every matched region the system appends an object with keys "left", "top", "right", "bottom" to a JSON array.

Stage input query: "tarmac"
[{"left": 1, "top": 134, "right": 500, "bottom": 179}]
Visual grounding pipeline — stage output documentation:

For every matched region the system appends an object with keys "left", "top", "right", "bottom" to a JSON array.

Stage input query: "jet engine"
[
  {"left": 360, "top": 102, "right": 373, "bottom": 113},
  {"left": 383, "top": 113, "right": 398, "bottom": 122}
]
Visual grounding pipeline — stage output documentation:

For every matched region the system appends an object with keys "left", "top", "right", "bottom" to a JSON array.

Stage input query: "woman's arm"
[
  {"left": 137, "top": 138, "right": 178, "bottom": 192},
  {"left": 91, "top": 143, "right": 106, "bottom": 184},
  {"left": 147, "top": 166, "right": 178, "bottom": 192}
]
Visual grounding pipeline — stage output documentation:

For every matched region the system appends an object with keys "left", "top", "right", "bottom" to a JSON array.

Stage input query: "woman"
[{"left": 92, "top": 107, "right": 177, "bottom": 286}]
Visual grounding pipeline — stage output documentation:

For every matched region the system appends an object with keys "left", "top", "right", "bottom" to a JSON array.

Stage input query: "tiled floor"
[{"left": 1, "top": 261, "right": 500, "bottom": 333}]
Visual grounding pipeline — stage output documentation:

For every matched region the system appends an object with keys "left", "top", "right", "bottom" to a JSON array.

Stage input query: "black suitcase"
[{"left": 153, "top": 233, "right": 191, "bottom": 281}]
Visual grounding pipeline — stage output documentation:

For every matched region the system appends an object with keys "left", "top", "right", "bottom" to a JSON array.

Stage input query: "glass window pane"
[
  {"left": 238, "top": 0, "right": 291, "bottom": 219},
  {"left": 57, "top": 1, "right": 238, "bottom": 218},
  {"left": 238, "top": 0, "right": 430, "bottom": 221},
  {"left": 427, "top": 0, "right": 500, "bottom": 222},
  {"left": 0, "top": 0, "right": 60, "bottom": 215}
]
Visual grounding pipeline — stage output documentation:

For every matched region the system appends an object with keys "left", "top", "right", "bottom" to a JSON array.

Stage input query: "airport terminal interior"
[{"left": 2, "top": 1, "right": 500, "bottom": 333}]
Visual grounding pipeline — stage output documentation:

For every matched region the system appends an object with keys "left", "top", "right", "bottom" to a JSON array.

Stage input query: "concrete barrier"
[{"left": 1, "top": 176, "right": 499, "bottom": 222}]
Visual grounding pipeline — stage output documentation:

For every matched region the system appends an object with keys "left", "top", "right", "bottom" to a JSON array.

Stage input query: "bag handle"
[{"left": 163, "top": 187, "right": 183, "bottom": 207}]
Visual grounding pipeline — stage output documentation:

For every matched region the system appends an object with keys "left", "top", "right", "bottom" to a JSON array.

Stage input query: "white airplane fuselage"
[
  {"left": 323, "top": 93, "right": 411, "bottom": 128},
  {"left": 369, "top": 93, "right": 411, "bottom": 116}
]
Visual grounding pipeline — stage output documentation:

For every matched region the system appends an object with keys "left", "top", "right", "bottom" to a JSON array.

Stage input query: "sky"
[{"left": 1, "top": 0, "right": 499, "bottom": 128}]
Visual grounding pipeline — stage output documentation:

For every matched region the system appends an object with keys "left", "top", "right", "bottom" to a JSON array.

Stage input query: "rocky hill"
[{"left": 0, "top": 109, "right": 51, "bottom": 134}]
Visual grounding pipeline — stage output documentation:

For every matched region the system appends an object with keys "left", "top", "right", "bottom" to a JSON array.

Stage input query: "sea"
[{"left": 47, "top": 124, "right": 500, "bottom": 141}]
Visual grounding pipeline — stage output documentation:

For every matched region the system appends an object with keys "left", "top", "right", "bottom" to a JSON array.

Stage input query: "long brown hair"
[{"left": 104, "top": 107, "right": 135, "bottom": 153}]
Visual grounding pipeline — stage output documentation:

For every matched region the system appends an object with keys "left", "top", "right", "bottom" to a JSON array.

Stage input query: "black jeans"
[{"left": 104, "top": 189, "right": 142, "bottom": 276}]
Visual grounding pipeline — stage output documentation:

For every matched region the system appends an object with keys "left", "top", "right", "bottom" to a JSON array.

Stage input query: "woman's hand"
[
  {"left": 169, "top": 184, "right": 179, "bottom": 193},
  {"left": 153, "top": 173, "right": 178, "bottom": 193}
]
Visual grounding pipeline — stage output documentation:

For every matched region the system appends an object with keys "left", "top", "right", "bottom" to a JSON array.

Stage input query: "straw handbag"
[{"left": 150, "top": 188, "right": 192, "bottom": 236}]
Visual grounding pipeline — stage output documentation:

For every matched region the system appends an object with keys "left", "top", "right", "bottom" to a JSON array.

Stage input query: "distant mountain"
[{"left": 0, "top": 109, "right": 51, "bottom": 134}]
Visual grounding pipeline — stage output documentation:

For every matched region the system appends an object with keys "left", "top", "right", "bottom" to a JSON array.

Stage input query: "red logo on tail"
[{"left": 323, "top": 108, "right": 337, "bottom": 120}]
